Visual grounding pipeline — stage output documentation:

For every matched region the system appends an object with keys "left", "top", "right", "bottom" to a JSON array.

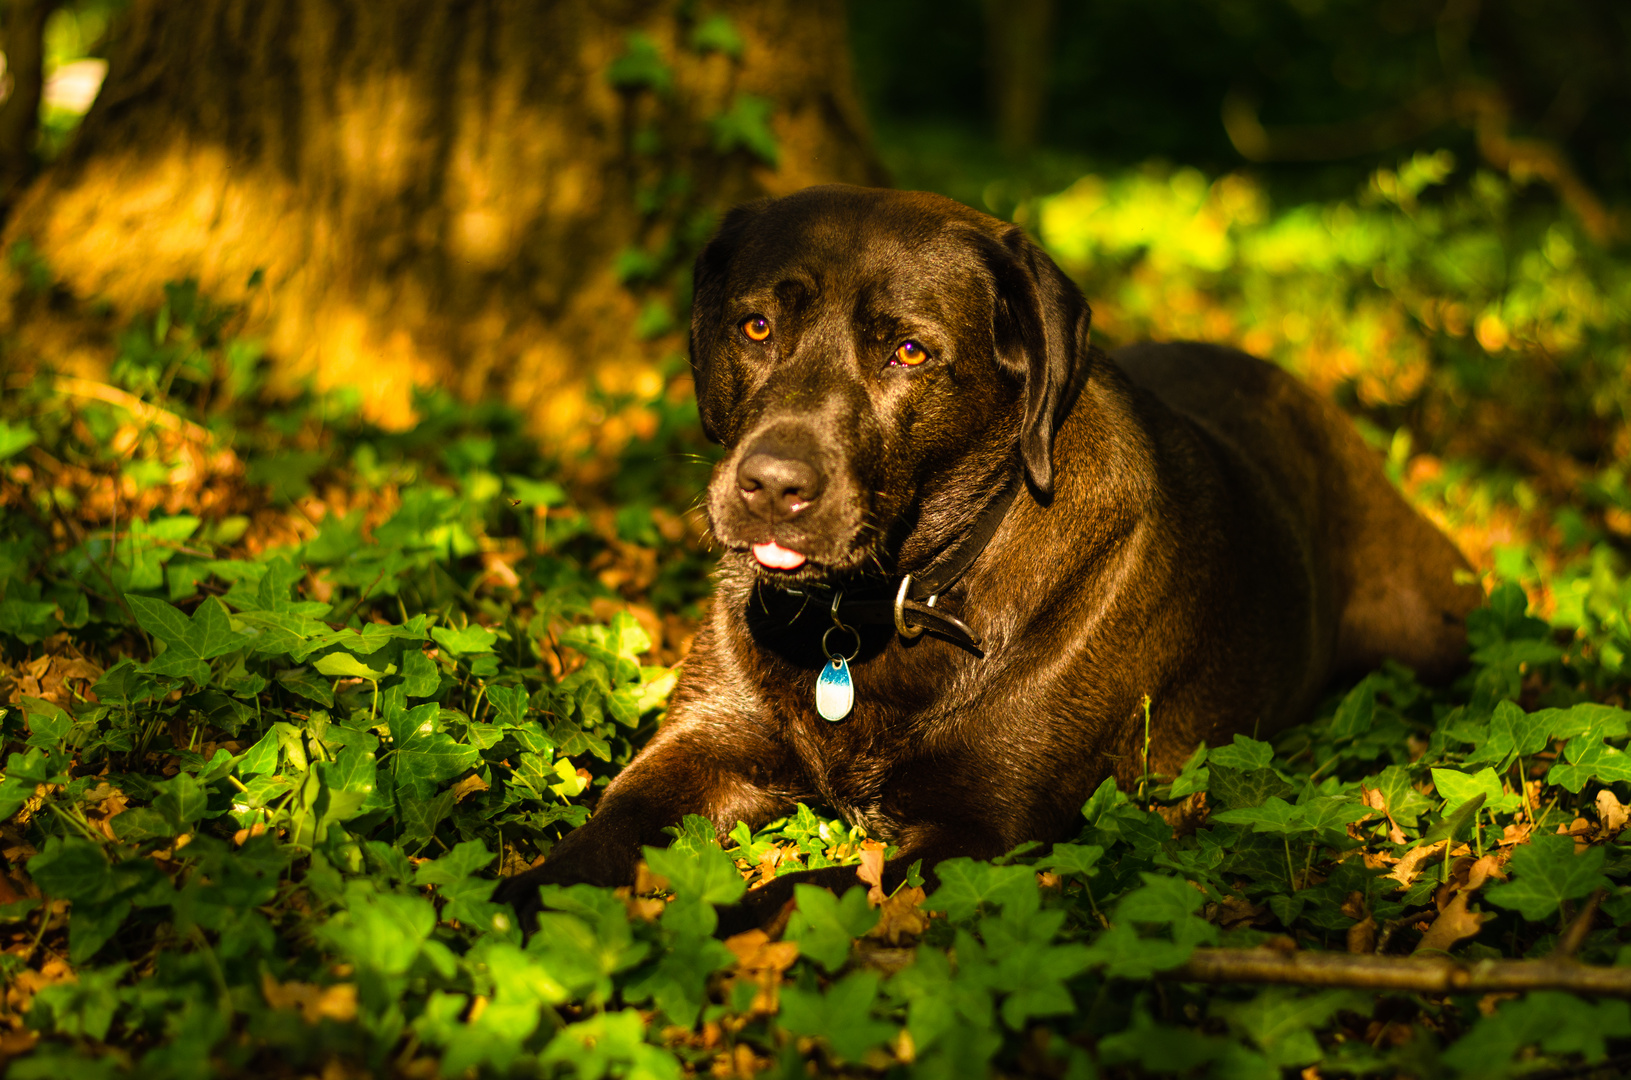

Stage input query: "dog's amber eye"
[
  {"left": 893, "top": 341, "right": 930, "bottom": 366},
  {"left": 742, "top": 316, "right": 772, "bottom": 342}
]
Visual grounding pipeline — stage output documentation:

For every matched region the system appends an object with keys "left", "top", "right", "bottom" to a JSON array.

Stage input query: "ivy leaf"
[
  {"left": 414, "top": 840, "right": 495, "bottom": 887},
  {"left": 127, "top": 595, "right": 249, "bottom": 683},
  {"left": 689, "top": 13, "right": 744, "bottom": 58},
  {"left": 313, "top": 652, "right": 396, "bottom": 680},
  {"left": 538, "top": 1010, "right": 681, "bottom": 1080},
  {"left": 778, "top": 971, "right": 897, "bottom": 1064},
  {"left": 1116, "top": 873, "right": 1206, "bottom": 924},
  {"left": 1442, "top": 991, "right": 1631, "bottom": 1077},
  {"left": 605, "top": 32, "right": 673, "bottom": 94},
  {"left": 1486, "top": 835, "right": 1609, "bottom": 922},
  {"left": 1208, "top": 764, "right": 1294, "bottom": 811},
  {"left": 1081, "top": 922, "right": 1200, "bottom": 979},
  {"left": 1548, "top": 737, "right": 1631, "bottom": 793},
  {"left": 400, "top": 649, "right": 441, "bottom": 697},
  {"left": 389, "top": 703, "right": 479, "bottom": 801},
  {"left": 1364, "top": 764, "right": 1432, "bottom": 827},
  {"left": 622, "top": 930, "right": 733, "bottom": 1029},
  {"left": 1545, "top": 702, "right": 1631, "bottom": 741},
  {"left": 1209, "top": 734, "right": 1275, "bottom": 770},
  {"left": 486, "top": 684, "right": 527, "bottom": 726},
  {"left": 1040, "top": 842, "right": 1104, "bottom": 879},
  {"left": 1465, "top": 699, "right": 1549, "bottom": 769},
  {"left": 642, "top": 842, "right": 746, "bottom": 938},
  {"left": 1212, "top": 796, "right": 1303, "bottom": 834},
  {"left": 1327, "top": 679, "right": 1377, "bottom": 741},
  {"left": 1169, "top": 743, "right": 1209, "bottom": 798},
  {"left": 1419, "top": 793, "right": 1486, "bottom": 847},
  {"left": 0, "top": 419, "right": 38, "bottom": 460},
  {"left": 152, "top": 772, "right": 208, "bottom": 831},
  {"left": 1431, "top": 766, "right": 1521, "bottom": 815},
  {"left": 19, "top": 696, "right": 72, "bottom": 747},
  {"left": 785, "top": 885, "right": 879, "bottom": 971},
  {"left": 710, "top": 94, "right": 779, "bottom": 166},
  {"left": 0, "top": 748, "right": 68, "bottom": 820},
  {"left": 1213, "top": 988, "right": 1367, "bottom": 1068},
  {"left": 275, "top": 667, "right": 334, "bottom": 706},
  {"left": 1294, "top": 794, "right": 1373, "bottom": 832},
  {"left": 926, "top": 859, "right": 1038, "bottom": 921},
  {"left": 430, "top": 623, "right": 497, "bottom": 656},
  {"left": 1080, "top": 775, "right": 1125, "bottom": 825}
]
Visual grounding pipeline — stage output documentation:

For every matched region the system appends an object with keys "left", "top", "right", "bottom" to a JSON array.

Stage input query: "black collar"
[{"left": 779, "top": 474, "right": 1021, "bottom": 658}]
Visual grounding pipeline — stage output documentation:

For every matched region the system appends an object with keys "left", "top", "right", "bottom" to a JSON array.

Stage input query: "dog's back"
[{"left": 1111, "top": 341, "right": 1482, "bottom": 686}]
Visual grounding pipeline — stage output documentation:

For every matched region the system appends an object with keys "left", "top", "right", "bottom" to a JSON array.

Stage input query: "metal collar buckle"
[{"left": 893, "top": 574, "right": 937, "bottom": 639}]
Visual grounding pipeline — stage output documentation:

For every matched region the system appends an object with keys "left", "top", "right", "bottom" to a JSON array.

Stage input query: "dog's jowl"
[{"left": 496, "top": 185, "right": 1482, "bottom": 928}]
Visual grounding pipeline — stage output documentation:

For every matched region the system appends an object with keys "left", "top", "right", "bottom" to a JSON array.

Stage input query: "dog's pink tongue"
[{"left": 752, "top": 542, "right": 807, "bottom": 570}]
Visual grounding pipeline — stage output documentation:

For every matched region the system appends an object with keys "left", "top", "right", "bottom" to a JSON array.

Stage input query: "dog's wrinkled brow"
[{"left": 773, "top": 276, "right": 817, "bottom": 312}]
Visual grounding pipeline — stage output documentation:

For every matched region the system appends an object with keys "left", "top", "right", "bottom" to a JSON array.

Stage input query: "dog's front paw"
[
  {"left": 715, "top": 878, "right": 799, "bottom": 939},
  {"left": 491, "top": 864, "right": 562, "bottom": 932}
]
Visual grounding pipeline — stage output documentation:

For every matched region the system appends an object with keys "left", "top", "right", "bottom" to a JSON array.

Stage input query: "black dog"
[{"left": 498, "top": 185, "right": 1481, "bottom": 925}]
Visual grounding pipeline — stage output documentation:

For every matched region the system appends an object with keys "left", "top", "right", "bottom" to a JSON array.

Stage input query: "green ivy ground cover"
[{"left": 5, "top": 211, "right": 1631, "bottom": 1078}]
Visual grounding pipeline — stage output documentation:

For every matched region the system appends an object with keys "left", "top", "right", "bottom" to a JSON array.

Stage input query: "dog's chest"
[{"left": 774, "top": 669, "right": 955, "bottom": 835}]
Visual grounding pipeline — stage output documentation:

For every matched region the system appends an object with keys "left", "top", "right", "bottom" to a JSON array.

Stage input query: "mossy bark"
[{"left": 1, "top": 0, "right": 885, "bottom": 443}]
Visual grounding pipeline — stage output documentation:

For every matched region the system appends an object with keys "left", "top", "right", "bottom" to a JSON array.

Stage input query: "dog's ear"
[
  {"left": 986, "top": 226, "right": 1093, "bottom": 500},
  {"left": 689, "top": 202, "right": 765, "bottom": 444}
]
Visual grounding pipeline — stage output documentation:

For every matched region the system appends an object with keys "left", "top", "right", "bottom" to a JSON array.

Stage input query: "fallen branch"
[{"left": 1172, "top": 947, "right": 1631, "bottom": 998}]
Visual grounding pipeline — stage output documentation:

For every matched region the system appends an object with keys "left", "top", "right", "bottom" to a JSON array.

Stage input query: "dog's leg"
[{"left": 493, "top": 717, "right": 799, "bottom": 925}]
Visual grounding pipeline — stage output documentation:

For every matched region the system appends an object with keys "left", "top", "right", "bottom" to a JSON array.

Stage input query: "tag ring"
[
  {"left": 822, "top": 623, "right": 860, "bottom": 662},
  {"left": 894, "top": 575, "right": 937, "bottom": 639}
]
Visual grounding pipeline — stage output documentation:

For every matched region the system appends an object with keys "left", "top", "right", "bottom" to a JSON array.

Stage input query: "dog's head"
[{"left": 691, "top": 185, "right": 1092, "bottom": 584}]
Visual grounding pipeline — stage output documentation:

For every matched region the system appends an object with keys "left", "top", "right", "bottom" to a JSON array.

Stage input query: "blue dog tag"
[{"left": 815, "top": 656, "right": 854, "bottom": 721}]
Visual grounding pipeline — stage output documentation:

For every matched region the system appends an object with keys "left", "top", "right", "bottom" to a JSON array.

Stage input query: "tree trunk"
[
  {"left": 0, "top": 0, "right": 60, "bottom": 200},
  {"left": 0, "top": 0, "right": 885, "bottom": 443},
  {"left": 983, "top": 0, "right": 1053, "bottom": 152}
]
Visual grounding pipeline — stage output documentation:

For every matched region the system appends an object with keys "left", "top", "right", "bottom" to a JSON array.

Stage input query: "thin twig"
[
  {"left": 1552, "top": 888, "right": 1606, "bottom": 961},
  {"left": 1171, "top": 947, "right": 1631, "bottom": 997},
  {"left": 8, "top": 373, "right": 214, "bottom": 443}
]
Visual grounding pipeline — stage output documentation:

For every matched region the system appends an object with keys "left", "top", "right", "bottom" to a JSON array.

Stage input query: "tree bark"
[
  {"left": 0, "top": 0, "right": 61, "bottom": 201},
  {"left": 0, "top": 0, "right": 885, "bottom": 442}
]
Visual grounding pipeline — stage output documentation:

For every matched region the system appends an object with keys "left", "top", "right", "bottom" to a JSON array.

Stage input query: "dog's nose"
[{"left": 737, "top": 452, "right": 822, "bottom": 518}]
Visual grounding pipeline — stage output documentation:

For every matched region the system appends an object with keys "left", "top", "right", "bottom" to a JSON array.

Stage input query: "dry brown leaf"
[
  {"left": 0, "top": 1029, "right": 39, "bottom": 1062},
  {"left": 615, "top": 887, "right": 666, "bottom": 922},
  {"left": 1212, "top": 895, "right": 1266, "bottom": 929},
  {"left": 1362, "top": 849, "right": 1398, "bottom": 871},
  {"left": 723, "top": 929, "right": 799, "bottom": 1014},
  {"left": 635, "top": 861, "right": 670, "bottom": 895},
  {"left": 1597, "top": 789, "right": 1629, "bottom": 837},
  {"left": 1359, "top": 784, "right": 1408, "bottom": 844},
  {"left": 868, "top": 885, "right": 931, "bottom": 945},
  {"left": 1339, "top": 891, "right": 1368, "bottom": 921},
  {"left": 1347, "top": 915, "right": 1377, "bottom": 955},
  {"left": 261, "top": 974, "right": 359, "bottom": 1024},
  {"left": 710, "top": 1042, "right": 761, "bottom": 1079},
  {"left": 449, "top": 773, "right": 490, "bottom": 803},
  {"left": 755, "top": 846, "right": 795, "bottom": 887},
  {"left": 1465, "top": 854, "right": 1506, "bottom": 891},
  {"left": 1500, "top": 821, "right": 1533, "bottom": 847},
  {"left": 856, "top": 840, "right": 887, "bottom": 906},
  {"left": 1413, "top": 891, "right": 1488, "bottom": 956},
  {"left": 1388, "top": 840, "right": 1444, "bottom": 887}
]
